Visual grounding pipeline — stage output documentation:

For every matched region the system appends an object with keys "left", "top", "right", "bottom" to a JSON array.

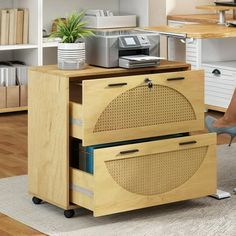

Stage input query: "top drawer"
[{"left": 70, "top": 70, "right": 204, "bottom": 146}]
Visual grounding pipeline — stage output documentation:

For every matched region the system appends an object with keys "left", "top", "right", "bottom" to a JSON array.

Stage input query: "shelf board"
[
  {"left": 43, "top": 42, "right": 59, "bottom": 48},
  {"left": 0, "top": 44, "right": 38, "bottom": 51},
  {"left": 0, "top": 106, "right": 28, "bottom": 114}
]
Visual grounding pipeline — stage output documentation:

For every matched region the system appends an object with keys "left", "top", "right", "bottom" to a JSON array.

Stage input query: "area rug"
[{"left": 1, "top": 144, "right": 236, "bottom": 236}]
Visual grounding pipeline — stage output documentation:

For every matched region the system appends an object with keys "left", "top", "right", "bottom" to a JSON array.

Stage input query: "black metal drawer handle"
[
  {"left": 212, "top": 69, "right": 221, "bottom": 76},
  {"left": 179, "top": 141, "right": 197, "bottom": 146},
  {"left": 120, "top": 149, "right": 139, "bottom": 155},
  {"left": 108, "top": 83, "right": 128, "bottom": 87},
  {"left": 167, "top": 77, "right": 185, "bottom": 81}
]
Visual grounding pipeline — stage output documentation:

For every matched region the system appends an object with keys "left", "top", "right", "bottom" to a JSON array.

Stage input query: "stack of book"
[{"left": 0, "top": 8, "right": 29, "bottom": 45}]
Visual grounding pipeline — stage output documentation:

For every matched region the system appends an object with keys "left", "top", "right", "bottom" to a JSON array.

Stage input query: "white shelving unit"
[
  {"left": 0, "top": 0, "right": 121, "bottom": 67},
  {"left": 0, "top": 0, "right": 163, "bottom": 66},
  {"left": 0, "top": 45, "right": 38, "bottom": 51},
  {"left": 42, "top": 0, "right": 120, "bottom": 65},
  {"left": 43, "top": 42, "right": 59, "bottom": 48},
  {"left": 0, "top": 0, "right": 161, "bottom": 113},
  {"left": 0, "top": 0, "right": 40, "bottom": 66}
]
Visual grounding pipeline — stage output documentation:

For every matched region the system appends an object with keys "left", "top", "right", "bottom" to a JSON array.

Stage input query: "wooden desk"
[
  {"left": 196, "top": 5, "right": 236, "bottom": 24},
  {"left": 146, "top": 24, "right": 236, "bottom": 112},
  {"left": 168, "top": 14, "right": 234, "bottom": 24},
  {"left": 147, "top": 24, "right": 236, "bottom": 39},
  {"left": 196, "top": 5, "right": 236, "bottom": 11}
]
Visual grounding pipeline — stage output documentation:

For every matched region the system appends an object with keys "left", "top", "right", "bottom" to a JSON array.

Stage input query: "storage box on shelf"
[
  {"left": 0, "top": 61, "right": 29, "bottom": 113},
  {"left": 0, "top": 85, "right": 28, "bottom": 113},
  {"left": 84, "top": 15, "right": 136, "bottom": 29},
  {"left": 0, "top": 0, "right": 39, "bottom": 113},
  {"left": 28, "top": 61, "right": 217, "bottom": 218}
]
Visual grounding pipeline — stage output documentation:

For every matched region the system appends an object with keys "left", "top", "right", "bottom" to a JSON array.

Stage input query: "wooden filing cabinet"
[{"left": 28, "top": 61, "right": 216, "bottom": 218}]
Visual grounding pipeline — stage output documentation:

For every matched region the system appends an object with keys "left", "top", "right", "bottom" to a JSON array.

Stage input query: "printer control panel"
[
  {"left": 119, "top": 35, "right": 151, "bottom": 49},
  {"left": 137, "top": 35, "right": 151, "bottom": 47}
]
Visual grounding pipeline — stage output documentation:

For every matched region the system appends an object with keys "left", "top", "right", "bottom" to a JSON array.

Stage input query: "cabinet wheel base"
[
  {"left": 32, "top": 197, "right": 43, "bottom": 205},
  {"left": 64, "top": 209, "right": 75, "bottom": 218}
]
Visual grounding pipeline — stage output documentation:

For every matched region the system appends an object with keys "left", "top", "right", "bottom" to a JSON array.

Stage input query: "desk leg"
[
  {"left": 234, "top": 10, "right": 236, "bottom": 20},
  {"left": 218, "top": 10, "right": 226, "bottom": 25}
]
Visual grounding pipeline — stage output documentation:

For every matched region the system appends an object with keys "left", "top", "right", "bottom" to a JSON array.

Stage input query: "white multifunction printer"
[{"left": 85, "top": 29, "right": 160, "bottom": 68}]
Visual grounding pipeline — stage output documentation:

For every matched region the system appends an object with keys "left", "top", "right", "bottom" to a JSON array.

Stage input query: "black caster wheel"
[
  {"left": 64, "top": 209, "right": 75, "bottom": 218},
  {"left": 32, "top": 197, "right": 43, "bottom": 205}
]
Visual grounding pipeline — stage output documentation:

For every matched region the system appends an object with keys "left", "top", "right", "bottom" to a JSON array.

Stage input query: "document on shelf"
[
  {"left": 0, "top": 65, "right": 16, "bottom": 86},
  {"left": 12, "top": 63, "right": 28, "bottom": 85},
  {"left": 85, "top": 9, "right": 114, "bottom": 17}
]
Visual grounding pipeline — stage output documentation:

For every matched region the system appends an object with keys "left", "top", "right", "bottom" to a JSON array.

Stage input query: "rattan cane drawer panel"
[
  {"left": 93, "top": 84, "right": 195, "bottom": 132},
  {"left": 69, "top": 133, "right": 216, "bottom": 217},
  {"left": 105, "top": 146, "right": 208, "bottom": 196},
  {"left": 70, "top": 70, "right": 204, "bottom": 146}
]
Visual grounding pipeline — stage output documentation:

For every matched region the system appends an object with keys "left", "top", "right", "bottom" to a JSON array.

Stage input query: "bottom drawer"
[{"left": 70, "top": 133, "right": 216, "bottom": 217}]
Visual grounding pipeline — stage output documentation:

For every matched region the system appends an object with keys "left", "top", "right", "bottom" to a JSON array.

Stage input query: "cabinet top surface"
[
  {"left": 29, "top": 60, "right": 190, "bottom": 78},
  {"left": 168, "top": 13, "right": 234, "bottom": 24},
  {"left": 147, "top": 24, "right": 236, "bottom": 39}
]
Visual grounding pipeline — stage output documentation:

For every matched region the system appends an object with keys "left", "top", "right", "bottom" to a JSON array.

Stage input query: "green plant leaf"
[{"left": 50, "top": 11, "right": 93, "bottom": 43}]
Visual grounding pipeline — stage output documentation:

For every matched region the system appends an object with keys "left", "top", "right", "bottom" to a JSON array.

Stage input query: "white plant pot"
[{"left": 58, "top": 42, "right": 86, "bottom": 70}]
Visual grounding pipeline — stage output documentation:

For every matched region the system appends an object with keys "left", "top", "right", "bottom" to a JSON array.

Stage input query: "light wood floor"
[
  {"left": 0, "top": 112, "right": 43, "bottom": 236},
  {"left": 0, "top": 111, "right": 235, "bottom": 236}
]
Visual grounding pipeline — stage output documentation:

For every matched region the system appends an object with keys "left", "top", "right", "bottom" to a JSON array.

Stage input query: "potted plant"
[{"left": 50, "top": 11, "right": 93, "bottom": 70}]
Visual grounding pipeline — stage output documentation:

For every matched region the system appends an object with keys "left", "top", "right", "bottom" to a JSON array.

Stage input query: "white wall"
[
  {"left": 149, "top": 0, "right": 166, "bottom": 26},
  {"left": 148, "top": 0, "right": 167, "bottom": 57},
  {"left": 119, "top": 0, "right": 149, "bottom": 26},
  {"left": 43, "top": 0, "right": 119, "bottom": 32}
]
